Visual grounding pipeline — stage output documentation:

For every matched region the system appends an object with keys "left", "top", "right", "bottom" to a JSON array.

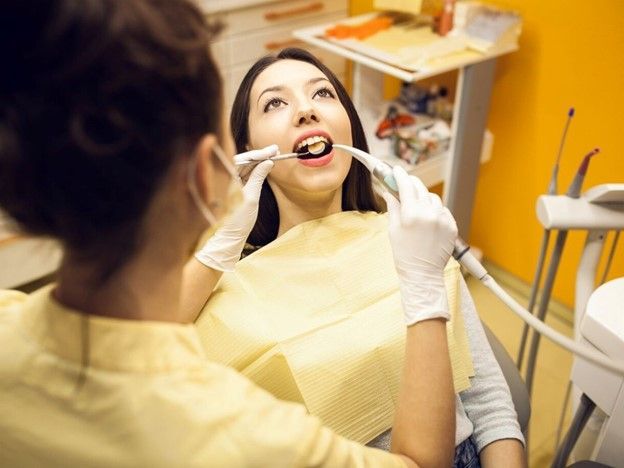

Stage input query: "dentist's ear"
[
  {"left": 194, "top": 133, "right": 217, "bottom": 203},
  {"left": 186, "top": 133, "right": 219, "bottom": 227}
]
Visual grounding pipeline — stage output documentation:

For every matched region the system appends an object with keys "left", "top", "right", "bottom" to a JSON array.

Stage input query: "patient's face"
[{"left": 247, "top": 60, "right": 352, "bottom": 195}]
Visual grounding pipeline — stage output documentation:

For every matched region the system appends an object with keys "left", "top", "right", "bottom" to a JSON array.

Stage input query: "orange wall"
[
  {"left": 471, "top": 0, "right": 624, "bottom": 307},
  {"left": 350, "top": 1, "right": 624, "bottom": 306}
]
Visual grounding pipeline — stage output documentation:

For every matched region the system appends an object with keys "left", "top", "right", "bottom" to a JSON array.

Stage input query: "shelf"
[
  {"left": 356, "top": 107, "right": 445, "bottom": 187},
  {"left": 293, "top": 13, "right": 518, "bottom": 83},
  {"left": 359, "top": 105, "right": 493, "bottom": 188},
  {"left": 293, "top": 11, "right": 512, "bottom": 238}
]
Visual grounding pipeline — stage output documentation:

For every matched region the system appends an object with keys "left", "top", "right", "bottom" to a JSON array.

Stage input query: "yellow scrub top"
[{"left": 0, "top": 286, "right": 405, "bottom": 467}]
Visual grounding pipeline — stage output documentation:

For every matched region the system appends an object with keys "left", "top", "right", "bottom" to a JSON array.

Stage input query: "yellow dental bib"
[{"left": 196, "top": 211, "right": 474, "bottom": 443}]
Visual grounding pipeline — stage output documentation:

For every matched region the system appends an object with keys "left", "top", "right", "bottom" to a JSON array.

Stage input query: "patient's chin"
[
  {"left": 296, "top": 168, "right": 347, "bottom": 192},
  {"left": 269, "top": 173, "right": 344, "bottom": 199},
  {"left": 269, "top": 163, "right": 347, "bottom": 192},
  {"left": 302, "top": 179, "right": 343, "bottom": 194}
]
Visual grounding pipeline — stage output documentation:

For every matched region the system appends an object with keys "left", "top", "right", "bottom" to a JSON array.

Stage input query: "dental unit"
[
  {"left": 237, "top": 137, "right": 624, "bottom": 377},
  {"left": 517, "top": 107, "right": 575, "bottom": 369},
  {"left": 523, "top": 147, "right": 601, "bottom": 396}
]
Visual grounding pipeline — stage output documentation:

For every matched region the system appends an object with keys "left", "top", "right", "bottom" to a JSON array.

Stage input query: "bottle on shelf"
[{"left": 437, "top": 0, "right": 455, "bottom": 36}]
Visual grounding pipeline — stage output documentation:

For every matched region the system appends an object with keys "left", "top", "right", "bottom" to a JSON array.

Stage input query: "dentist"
[{"left": 0, "top": 1, "right": 456, "bottom": 466}]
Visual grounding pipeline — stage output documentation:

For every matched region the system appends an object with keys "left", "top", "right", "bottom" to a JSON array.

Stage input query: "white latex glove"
[
  {"left": 194, "top": 145, "right": 278, "bottom": 271},
  {"left": 382, "top": 165, "right": 458, "bottom": 326}
]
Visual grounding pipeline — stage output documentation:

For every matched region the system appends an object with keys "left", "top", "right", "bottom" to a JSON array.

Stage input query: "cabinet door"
[
  {"left": 223, "top": 12, "right": 346, "bottom": 68},
  {"left": 203, "top": 0, "right": 346, "bottom": 38},
  {"left": 0, "top": 237, "right": 61, "bottom": 289}
]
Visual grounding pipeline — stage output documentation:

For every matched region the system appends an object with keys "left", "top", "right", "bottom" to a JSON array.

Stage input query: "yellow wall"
[{"left": 350, "top": 0, "right": 624, "bottom": 306}]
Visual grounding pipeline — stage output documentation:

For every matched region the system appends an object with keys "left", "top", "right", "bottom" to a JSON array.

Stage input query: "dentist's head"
[{"left": 0, "top": 0, "right": 227, "bottom": 284}]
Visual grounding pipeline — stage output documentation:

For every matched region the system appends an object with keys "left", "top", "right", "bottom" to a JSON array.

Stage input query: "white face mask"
[{"left": 187, "top": 143, "right": 241, "bottom": 226}]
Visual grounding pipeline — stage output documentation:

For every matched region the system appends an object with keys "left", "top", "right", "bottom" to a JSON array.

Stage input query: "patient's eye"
[
  {"left": 313, "top": 87, "right": 335, "bottom": 99},
  {"left": 263, "top": 97, "right": 285, "bottom": 112}
]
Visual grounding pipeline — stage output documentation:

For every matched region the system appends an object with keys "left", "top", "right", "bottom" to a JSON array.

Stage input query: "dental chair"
[{"left": 485, "top": 325, "right": 612, "bottom": 468}]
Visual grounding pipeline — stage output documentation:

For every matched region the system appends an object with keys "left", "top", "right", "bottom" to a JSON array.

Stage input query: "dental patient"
[{"left": 186, "top": 48, "right": 526, "bottom": 468}]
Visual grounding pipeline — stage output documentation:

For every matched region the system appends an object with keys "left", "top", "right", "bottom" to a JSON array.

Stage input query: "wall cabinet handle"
[
  {"left": 264, "top": 38, "right": 304, "bottom": 50},
  {"left": 264, "top": 2, "right": 323, "bottom": 21}
]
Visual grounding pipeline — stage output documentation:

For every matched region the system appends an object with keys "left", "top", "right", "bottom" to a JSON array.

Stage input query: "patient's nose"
[{"left": 294, "top": 108, "right": 319, "bottom": 126}]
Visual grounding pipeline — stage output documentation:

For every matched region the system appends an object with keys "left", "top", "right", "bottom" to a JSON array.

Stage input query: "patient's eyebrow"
[
  {"left": 256, "top": 77, "right": 331, "bottom": 105},
  {"left": 257, "top": 86, "right": 283, "bottom": 105},
  {"left": 307, "top": 77, "right": 330, "bottom": 86}
]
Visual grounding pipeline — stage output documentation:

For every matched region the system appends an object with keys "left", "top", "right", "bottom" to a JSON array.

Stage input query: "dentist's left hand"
[{"left": 194, "top": 145, "right": 277, "bottom": 271}]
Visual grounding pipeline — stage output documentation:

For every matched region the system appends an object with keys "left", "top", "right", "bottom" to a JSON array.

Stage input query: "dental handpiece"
[
  {"left": 372, "top": 159, "right": 486, "bottom": 279},
  {"left": 307, "top": 141, "right": 624, "bottom": 375},
  {"left": 331, "top": 144, "right": 487, "bottom": 280}
]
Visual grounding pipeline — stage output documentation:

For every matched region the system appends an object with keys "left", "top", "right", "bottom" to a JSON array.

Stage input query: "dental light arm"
[{"left": 333, "top": 143, "right": 624, "bottom": 377}]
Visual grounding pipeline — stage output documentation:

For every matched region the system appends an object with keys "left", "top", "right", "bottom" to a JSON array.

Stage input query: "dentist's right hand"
[
  {"left": 382, "top": 165, "right": 458, "bottom": 326},
  {"left": 194, "top": 145, "right": 278, "bottom": 272}
]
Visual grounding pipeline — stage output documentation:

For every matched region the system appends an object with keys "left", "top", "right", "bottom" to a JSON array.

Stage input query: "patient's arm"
[
  {"left": 456, "top": 277, "right": 526, "bottom": 466},
  {"left": 480, "top": 438, "right": 526, "bottom": 468},
  {"left": 392, "top": 319, "right": 456, "bottom": 468},
  {"left": 179, "top": 258, "right": 222, "bottom": 323}
]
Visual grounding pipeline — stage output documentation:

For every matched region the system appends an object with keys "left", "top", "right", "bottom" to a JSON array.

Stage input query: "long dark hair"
[
  {"left": 230, "top": 48, "right": 383, "bottom": 247},
  {"left": 0, "top": 0, "right": 223, "bottom": 279}
]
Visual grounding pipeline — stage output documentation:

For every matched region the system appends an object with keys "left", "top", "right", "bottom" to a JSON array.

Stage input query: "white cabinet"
[
  {"left": 0, "top": 213, "right": 60, "bottom": 289},
  {"left": 200, "top": 0, "right": 348, "bottom": 111}
]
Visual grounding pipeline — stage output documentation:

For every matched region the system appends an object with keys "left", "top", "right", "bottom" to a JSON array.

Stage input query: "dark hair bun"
[{"left": 0, "top": 0, "right": 223, "bottom": 276}]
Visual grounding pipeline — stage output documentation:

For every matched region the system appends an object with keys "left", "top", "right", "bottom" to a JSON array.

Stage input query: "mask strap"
[
  {"left": 213, "top": 143, "right": 241, "bottom": 183},
  {"left": 187, "top": 151, "right": 218, "bottom": 226}
]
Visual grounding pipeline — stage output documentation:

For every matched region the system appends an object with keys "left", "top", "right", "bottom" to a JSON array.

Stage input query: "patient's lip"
[{"left": 292, "top": 129, "right": 333, "bottom": 152}]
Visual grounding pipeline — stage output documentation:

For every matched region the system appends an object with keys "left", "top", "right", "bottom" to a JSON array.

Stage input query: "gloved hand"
[
  {"left": 382, "top": 165, "right": 458, "bottom": 326},
  {"left": 194, "top": 145, "right": 278, "bottom": 271}
]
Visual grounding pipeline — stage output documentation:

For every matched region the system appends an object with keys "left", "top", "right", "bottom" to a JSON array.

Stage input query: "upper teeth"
[{"left": 296, "top": 135, "right": 329, "bottom": 151}]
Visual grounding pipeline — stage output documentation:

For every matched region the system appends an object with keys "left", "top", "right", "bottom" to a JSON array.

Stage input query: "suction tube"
[{"left": 332, "top": 143, "right": 624, "bottom": 376}]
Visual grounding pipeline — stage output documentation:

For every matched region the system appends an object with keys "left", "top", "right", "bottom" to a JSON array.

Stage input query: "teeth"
[{"left": 296, "top": 135, "right": 329, "bottom": 151}]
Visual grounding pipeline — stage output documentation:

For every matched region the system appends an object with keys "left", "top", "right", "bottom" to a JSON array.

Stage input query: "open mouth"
[{"left": 294, "top": 135, "right": 333, "bottom": 159}]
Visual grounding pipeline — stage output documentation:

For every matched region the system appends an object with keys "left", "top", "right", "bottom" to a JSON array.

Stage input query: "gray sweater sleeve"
[{"left": 457, "top": 276, "right": 525, "bottom": 452}]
